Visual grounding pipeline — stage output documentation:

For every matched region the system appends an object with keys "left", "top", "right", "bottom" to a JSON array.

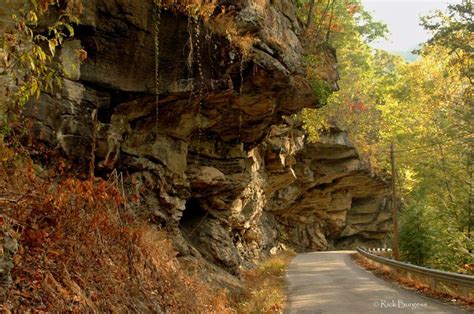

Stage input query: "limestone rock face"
[
  {"left": 264, "top": 128, "right": 391, "bottom": 251},
  {"left": 10, "top": 0, "right": 390, "bottom": 275}
]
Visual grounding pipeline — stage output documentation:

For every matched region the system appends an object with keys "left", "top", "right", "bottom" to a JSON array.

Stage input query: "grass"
[{"left": 234, "top": 250, "right": 295, "bottom": 314}]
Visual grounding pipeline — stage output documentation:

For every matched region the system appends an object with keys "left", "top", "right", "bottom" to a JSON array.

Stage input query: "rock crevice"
[{"left": 13, "top": 0, "right": 390, "bottom": 274}]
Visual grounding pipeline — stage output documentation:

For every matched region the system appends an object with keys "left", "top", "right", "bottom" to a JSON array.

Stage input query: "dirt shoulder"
[{"left": 352, "top": 253, "right": 474, "bottom": 313}]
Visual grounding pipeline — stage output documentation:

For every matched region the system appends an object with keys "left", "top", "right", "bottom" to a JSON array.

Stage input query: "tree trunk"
[{"left": 306, "top": 0, "right": 316, "bottom": 29}]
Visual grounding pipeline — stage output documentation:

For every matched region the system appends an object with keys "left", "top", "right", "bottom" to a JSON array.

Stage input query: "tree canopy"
[{"left": 302, "top": 0, "right": 474, "bottom": 273}]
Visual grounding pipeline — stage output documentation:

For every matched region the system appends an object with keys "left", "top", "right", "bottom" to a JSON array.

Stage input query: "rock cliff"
[{"left": 5, "top": 0, "right": 390, "bottom": 275}]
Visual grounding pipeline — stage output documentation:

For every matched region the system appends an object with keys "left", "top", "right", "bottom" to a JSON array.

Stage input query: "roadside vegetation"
[
  {"left": 0, "top": 144, "right": 232, "bottom": 312},
  {"left": 300, "top": 0, "right": 473, "bottom": 273},
  {"left": 234, "top": 251, "right": 295, "bottom": 313},
  {"left": 0, "top": 2, "right": 232, "bottom": 311},
  {"left": 352, "top": 253, "right": 474, "bottom": 312},
  {"left": 2, "top": 0, "right": 472, "bottom": 311},
  {"left": 0, "top": 139, "right": 294, "bottom": 311}
]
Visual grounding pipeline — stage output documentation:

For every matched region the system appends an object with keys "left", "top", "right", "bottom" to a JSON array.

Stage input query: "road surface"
[{"left": 286, "top": 251, "right": 467, "bottom": 313}]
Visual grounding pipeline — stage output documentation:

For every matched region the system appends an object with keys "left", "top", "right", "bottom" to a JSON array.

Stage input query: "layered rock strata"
[{"left": 2, "top": 0, "right": 390, "bottom": 275}]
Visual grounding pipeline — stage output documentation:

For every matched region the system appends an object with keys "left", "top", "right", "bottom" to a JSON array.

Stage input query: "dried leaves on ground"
[{"left": 0, "top": 145, "right": 231, "bottom": 312}]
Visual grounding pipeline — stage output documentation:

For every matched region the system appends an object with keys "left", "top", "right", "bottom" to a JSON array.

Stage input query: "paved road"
[{"left": 286, "top": 251, "right": 468, "bottom": 313}]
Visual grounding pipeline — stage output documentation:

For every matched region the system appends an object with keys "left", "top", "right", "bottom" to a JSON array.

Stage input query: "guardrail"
[
  {"left": 357, "top": 247, "right": 474, "bottom": 298},
  {"left": 365, "top": 247, "right": 392, "bottom": 257},
  {"left": 366, "top": 247, "right": 392, "bottom": 253}
]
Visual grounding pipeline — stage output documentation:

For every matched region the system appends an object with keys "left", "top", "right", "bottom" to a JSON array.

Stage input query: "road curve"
[{"left": 286, "top": 251, "right": 467, "bottom": 313}]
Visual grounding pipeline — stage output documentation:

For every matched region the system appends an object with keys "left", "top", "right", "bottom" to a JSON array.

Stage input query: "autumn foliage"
[
  {"left": 0, "top": 146, "right": 230, "bottom": 312},
  {"left": 352, "top": 253, "right": 474, "bottom": 311}
]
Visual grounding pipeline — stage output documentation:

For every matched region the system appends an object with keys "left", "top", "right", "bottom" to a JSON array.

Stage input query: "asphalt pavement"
[{"left": 285, "top": 251, "right": 468, "bottom": 313}]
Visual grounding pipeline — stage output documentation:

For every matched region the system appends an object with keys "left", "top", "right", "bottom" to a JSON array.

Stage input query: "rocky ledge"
[{"left": 5, "top": 0, "right": 390, "bottom": 276}]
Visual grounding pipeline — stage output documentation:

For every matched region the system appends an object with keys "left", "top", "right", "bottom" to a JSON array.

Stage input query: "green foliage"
[
  {"left": 300, "top": 108, "right": 328, "bottom": 142},
  {"left": 302, "top": 0, "right": 474, "bottom": 272},
  {"left": 429, "top": 223, "right": 473, "bottom": 273},
  {"left": 399, "top": 203, "right": 432, "bottom": 266},
  {"left": 421, "top": 0, "right": 473, "bottom": 158},
  {"left": 301, "top": 0, "right": 388, "bottom": 148},
  {"left": 354, "top": 8, "right": 388, "bottom": 43},
  {"left": 311, "top": 78, "right": 333, "bottom": 106},
  {"left": 297, "top": 0, "right": 387, "bottom": 44},
  {"left": 1, "top": 0, "right": 82, "bottom": 127},
  {"left": 421, "top": 0, "right": 473, "bottom": 82}
]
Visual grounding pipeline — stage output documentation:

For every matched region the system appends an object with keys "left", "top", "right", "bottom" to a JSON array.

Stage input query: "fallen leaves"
[
  {"left": 352, "top": 253, "right": 474, "bottom": 311},
  {"left": 0, "top": 154, "right": 232, "bottom": 312}
]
